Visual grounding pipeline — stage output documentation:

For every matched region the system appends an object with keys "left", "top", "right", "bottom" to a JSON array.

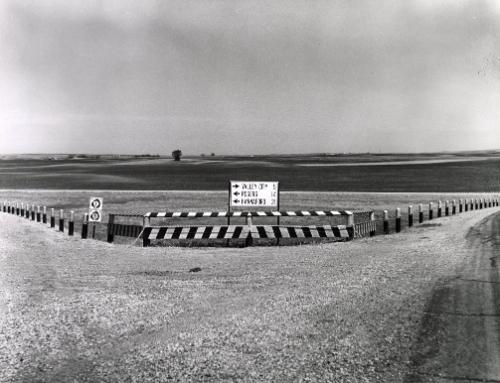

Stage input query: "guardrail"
[
  {"left": 141, "top": 224, "right": 355, "bottom": 247},
  {"left": 1, "top": 195, "right": 499, "bottom": 247}
]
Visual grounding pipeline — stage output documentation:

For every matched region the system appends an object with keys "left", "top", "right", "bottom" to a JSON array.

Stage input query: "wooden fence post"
[
  {"left": 369, "top": 211, "right": 376, "bottom": 237},
  {"left": 452, "top": 200, "right": 456, "bottom": 215},
  {"left": 16, "top": 202, "right": 19, "bottom": 216},
  {"left": 418, "top": 204, "right": 423, "bottom": 223},
  {"left": 383, "top": 210, "right": 389, "bottom": 234},
  {"left": 395, "top": 208, "right": 401, "bottom": 233},
  {"left": 68, "top": 211, "right": 74, "bottom": 236},
  {"left": 59, "top": 209, "right": 64, "bottom": 232},
  {"left": 459, "top": 199, "right": 463, "bottom": 213},
  {"left": 31, "top": 205, "right": 35, "bottom": 220},
  {"left": 408, "top": 205, "right": 413, "bottom": 227},
  {"left": 445, "top": 201, "right": 449, "bottom": 216},
  {"left": 142, "top": 216, "right": 151, "bottom": 247},
  {"left": 81, "top": 213, "right": 88, "bottom": 239},
  {"left": 346, "top": 211, "right": 354, "bottom": 227},
  {"left": 36, "top": 206, "right": 41, "bottom": 222},
  {"left": 107, "top": 214, "right": 115, "bottom": 243},
  {"left": 43, "top": 206, "right": 47, "bottom": 224},
  {"left": 429, "top": 202, "right": 433, "bottom": 220},
  {"left": 437, "top": 201, "right": 442, "bottom": 218},
  {"left": 50, "top": 208, "right": 55, "bottom": 228}
]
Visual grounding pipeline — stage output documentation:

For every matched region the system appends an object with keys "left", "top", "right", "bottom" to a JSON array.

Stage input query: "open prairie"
[
  {"left": 1, "top": 152, "right": 500, "bottom": 382},
  {"left": 1, "top": 152, "right": 500, "bottom": 191}
]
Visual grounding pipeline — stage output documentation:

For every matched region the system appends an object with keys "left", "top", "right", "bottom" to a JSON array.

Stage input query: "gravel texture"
[{"left": 0, "top": 208, "right": 498, "bottom": 382}]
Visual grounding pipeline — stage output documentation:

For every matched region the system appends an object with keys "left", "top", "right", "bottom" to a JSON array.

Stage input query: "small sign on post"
[
  {"left": 88, "top": 197, "right": 103, "bottom": 223},
  {"left": 229, "top": 181, "right": 280, "bottom": 224}
]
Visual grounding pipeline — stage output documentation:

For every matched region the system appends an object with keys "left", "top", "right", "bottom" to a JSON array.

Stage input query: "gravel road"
[
  {"left": 405, "top": 212, "right": 500, "bottom": 382},
  {"left": 0, "top": 208, "right": 499, "bottom": 382}
]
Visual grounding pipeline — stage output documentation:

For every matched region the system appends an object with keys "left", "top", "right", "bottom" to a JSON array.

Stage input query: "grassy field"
[{"left": 1, "top": 152, "right": 500, "bottom": 191}]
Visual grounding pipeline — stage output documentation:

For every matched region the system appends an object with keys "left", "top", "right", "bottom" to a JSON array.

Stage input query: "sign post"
[
  {"left": 229, "top": 181, "right": 280, "bottom": 224},
  {"left": 88, "top": 197, "right": 103, "bottom": 238}
]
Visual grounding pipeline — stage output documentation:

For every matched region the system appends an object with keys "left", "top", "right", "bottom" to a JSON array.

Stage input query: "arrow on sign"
[
  {"left": 233, "top": 184, "right": 239, "bottom": 188},
  {"left": 233, "top": 191, "right": 240, "bottom": 196},
  {"left": 233, "top": 199, "right": 240, "bottom": 204}
]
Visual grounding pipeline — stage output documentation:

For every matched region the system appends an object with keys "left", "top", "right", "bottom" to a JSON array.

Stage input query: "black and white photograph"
[{"left": 0, "top": 0, "right": 499, "bottom": 381}]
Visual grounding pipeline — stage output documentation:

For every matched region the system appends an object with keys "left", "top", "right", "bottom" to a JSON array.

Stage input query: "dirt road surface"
[
  {"left": 405, "top": 212, "right": 500, "bottom": 382},
  {"left": 0, "top": 208, "right": 499, "bottom": 382}
]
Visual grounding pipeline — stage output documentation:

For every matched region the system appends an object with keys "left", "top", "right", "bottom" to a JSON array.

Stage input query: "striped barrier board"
[
  {"left": 142, "top": 224, "right": 353, "bottom": 244},
  {"left": 143, "top": 226, "right": 251, "bottom": 240},
  {"left": 249, "top": 225, "right": 352, "bottom": 239},
  {"left": 145, "top": 210, "right": 353, "bottom": 218}
]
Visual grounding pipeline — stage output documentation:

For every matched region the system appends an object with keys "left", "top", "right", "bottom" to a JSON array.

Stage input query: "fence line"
[{"left": 0, "top": 194, "right": 499, "bottom": 246}]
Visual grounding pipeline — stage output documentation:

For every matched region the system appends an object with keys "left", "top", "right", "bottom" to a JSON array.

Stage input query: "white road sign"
[
  {"left": 89, "top": 197, "right": 103, "bottom": 222},
  {"left": 230, "top": 181, "right": 279, "bottom": 208}
]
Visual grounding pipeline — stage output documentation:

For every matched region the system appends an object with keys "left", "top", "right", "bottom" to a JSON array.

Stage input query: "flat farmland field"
[{"left": 1, "top": 152, "right": 500, "bottom": 191}]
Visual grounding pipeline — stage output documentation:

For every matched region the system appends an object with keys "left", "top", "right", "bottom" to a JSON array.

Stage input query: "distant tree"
[
  {"left": 210, "top": 152, "right": 215, "bottom": 157},
  {"left": 172, "top": 149, "right": 182, "bottom": 161}
]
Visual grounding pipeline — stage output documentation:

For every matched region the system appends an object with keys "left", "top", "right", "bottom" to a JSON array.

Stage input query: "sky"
[{"left": 0, "top": 0, "right": 499, "bottom": 155}]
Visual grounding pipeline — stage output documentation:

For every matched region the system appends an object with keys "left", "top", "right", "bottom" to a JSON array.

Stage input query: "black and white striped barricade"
[
  {"left": 459, "top": 199, "right": 463, "bottom": 213},
  {"left": 36, "top": 206, "right": 41, "bottom": 222},
  {"left": 429, "top": 202, "right": 433, "bottom": 220},
  {"left": 408, "top": 205, "right": 413, "bottom": 228},
  {"left": 437, "top": 201, "right": 442, "bottom": 218},
  {"left": 141, "top": 224, "right": 354, "bottom": 247},
  {"left": 30, "top": 205, "right": 35, "bottom": 221},
  {"left": 445, "top": 201, "right": 449, "bottom": 216},
  {"left": 16, "top": 202, "right": 19, "bottom": 216},
  {"left": 144, "top": 210, "right": 357, "bottom": 233},
  {"left": 144, "top": 210, "right": 355, "bottom": 221},
  {"left": 452, "top": 200, "right": 456, "bottom": 215},
  {"left": 465, "top": 198, "right": 469, "bottom": 212},
  {"left": 42, "top": 206, "right": 47, "bottom": 224}
]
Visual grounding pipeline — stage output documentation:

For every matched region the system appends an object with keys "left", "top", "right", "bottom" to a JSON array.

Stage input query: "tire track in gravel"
[{"left": 405, "top": 212, "right": 500, "bottom": 382}]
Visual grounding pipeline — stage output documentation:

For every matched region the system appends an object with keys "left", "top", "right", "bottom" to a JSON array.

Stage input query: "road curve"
[
  {"left": 1, "top": 208, "right": 500, "bottom": 382},
  {"left": 406, "top": 212, "right": 500, "bottom": 382}
]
